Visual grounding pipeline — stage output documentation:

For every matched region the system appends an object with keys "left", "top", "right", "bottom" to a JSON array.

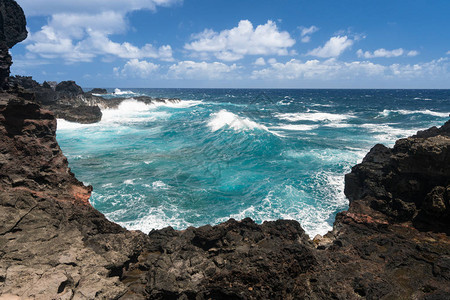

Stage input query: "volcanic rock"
[
  {"left": 88, "top": 88, "right": 108, "bottom": 94},
  {"left": 0, "top": 0, "right": 27, "bottom": 89}
]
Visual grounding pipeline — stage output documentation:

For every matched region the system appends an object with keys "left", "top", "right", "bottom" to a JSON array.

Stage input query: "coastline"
[
  {"left": 1, "top": 1, "right": 450, "bottom": 298},
  {"left": 1, "top": 90, "right": 449, "bottom": 299}
]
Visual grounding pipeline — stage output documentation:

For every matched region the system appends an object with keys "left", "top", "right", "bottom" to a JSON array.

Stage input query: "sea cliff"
[{"left": 0, "top": 1, "right": 449, "bottom": 299}]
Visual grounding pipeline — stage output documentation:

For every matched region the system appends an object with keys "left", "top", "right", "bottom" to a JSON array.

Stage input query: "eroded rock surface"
[
  {"left": 0, "top": 0, "right": 27, "bottom": 89},
  {"left": 9, "top": 76, "right": 181, "bottom": 123},
  {"left": 0, "top": 93, "right": 149, "bottom": 299},
  {"left": 0, "top": 0, "right": 449, "bottom": 299},
  {"left": 0, "top": 94, "right": 449, "bottom": 300}
]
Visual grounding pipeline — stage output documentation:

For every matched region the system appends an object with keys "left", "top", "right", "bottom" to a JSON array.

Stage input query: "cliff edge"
[{"left": 0, "top": 1, "right": 449, "bottom": 299}]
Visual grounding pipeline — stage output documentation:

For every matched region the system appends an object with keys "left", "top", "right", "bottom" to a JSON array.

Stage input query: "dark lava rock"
[
  {"left": 0, "top": 93, "right": 148, "bottom": 299},
  {"left": 9, "top": 76, "right": 103, "bottom": 123},
  {"left": 88, "top": 88, "right": 108, "bottom": 94},
  {"left": 1, "top": 1, "right": 449, "bottom": 298},
  {"left": 345, "top": 123, "right": 450, "bottom": 232},
  {"left": 55, "top": 80, "right": 84, "bottom": 98},
  {"left": 0, "top": 0, "right": 27, "bottom": 89},
  {"left": 1, "top": 91, "right": 450, "bottom": 299}
]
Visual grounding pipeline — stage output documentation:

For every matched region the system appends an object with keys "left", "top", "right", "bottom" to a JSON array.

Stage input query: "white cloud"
[
  {"left": 17, "top": 0, "right": 182, "bottom": 16},
  {"left": 251, "top": 57, "right": 449, "bottom": 80},
  {"left": 447, "top": 51, "right": 450, "bottom": 55},
  {"left": 168, "top": 61, "right": 238, "bottom": 79},
  {"left": 18, "top": 1, "right": 176, "bottom": 63},
  {"left": 407, "top": 50, "right": 419, "bottom": 57},
  {"left": 307, "top": 36, "right": 353, "bottom": 58},
  {"left": 254, "top": 57, "right": 266, "bottom": 66},
  {"left": 356, "top": 48, "right": 419, "bottom": 58},
  {"left": 299, "top": 25, "right": 319, "bottom": 43},
  {"left": 388, "top": 57, "right": 449, "bottom": 78},
  {"left": 184, "top": 20, "right": 295, "bottom": 61},
  {"left": 252, "top": 58, "right": 384, "bottom": 80},
  {"left": 114, "top": 59, "right": 159, "bottom": 78}
]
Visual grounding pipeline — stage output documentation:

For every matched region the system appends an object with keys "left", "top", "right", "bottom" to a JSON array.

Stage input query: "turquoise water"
[{"left": 56, "top": 89, "right": 450, "bottom": 236}]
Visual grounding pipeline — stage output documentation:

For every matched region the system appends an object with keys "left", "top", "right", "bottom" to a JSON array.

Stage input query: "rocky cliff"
[
  {"left": 1, "top": 93, "right": 449, "bottom": 299},
  {"left": 0, "top": 0, "right": 27, "bottom": 89},
  {"left": 1, "top": 0, "right": 449, "bottom": 299}
]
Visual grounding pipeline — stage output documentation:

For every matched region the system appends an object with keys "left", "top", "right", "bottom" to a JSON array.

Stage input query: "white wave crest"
[
  {"left": 151, "top": 181, "right": 169, "bottom": 190},
  {"left": 271, "top": 124, "right": 319, "bottom": 131},
  {"left": 152, "top": 99, "right": 202, "bottom": 109},
  {"left": 57, "top": 119, "right": 95, "bottom": 130},
  {"left": 379, "top": 109, "right": 449, "bottom": 118},
  {"left": 360, "top": 123, "right": 418, "bottom": 144},
  {"left": 112, "top": 206, "right": 193, "bottom": 233},
  {"left": 207, "top": 109, "right": 269, "bottom": 132},
  {"left": 114, "top": 88, "right": 136, "bottom": 95},
  {"left": 274, "top": 112, "right": 353, "bottom": 122}
]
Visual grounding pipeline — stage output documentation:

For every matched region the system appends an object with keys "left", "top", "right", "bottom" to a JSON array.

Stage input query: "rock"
[
  {"left": 55, "top": 81, "right": 84, "bottom": 98},
  {"left": 1, "top": 1, "right": 449, "bottom": 298},
  {"left": 88, "top": 88, "right": 108, "bottom": 94},
  {"left": 345, "top": 133, "right": 450, "bottom": 232},
  {"left": 9, "top": 76, "right": 103, "bottom": 123},
  {"left": 0, "top": 93, "right": 149, "bottom": 299},
  {"left": 0, "top": 0, "right": 27, "bottom": 89},
  {"left": 1, "top": 91, "right": 450, "bottom": 299}
]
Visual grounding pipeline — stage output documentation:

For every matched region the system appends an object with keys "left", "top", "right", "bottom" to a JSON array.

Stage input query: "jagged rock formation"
[
  {"left": 9, "top": 76, "right": 181, "bottom": 123},
  {"left": 0, "top": 0, "right": 27, "bottom": 89},
  {"left": 9, "top": 76, "right": 103, "bottom": 123},
  {"left": 1, "top": 92, "right": 449, "bottom": 299},
  {"left": 0, "top": 93, "right": 149, "bottom": 299},
  {"left": 88, "top": 88, "right": 108, "bottom": 95},
  {"left": 1, "top": 1, "right": 449, "bottom": 299}
]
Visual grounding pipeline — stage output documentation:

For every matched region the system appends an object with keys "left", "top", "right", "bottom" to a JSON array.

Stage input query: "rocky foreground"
[
  {"left": 1, "top": 0, "right": 450, "bottom": 299},
  {"left": 1, "top": 90, "right": 449, "bottom": 300}
]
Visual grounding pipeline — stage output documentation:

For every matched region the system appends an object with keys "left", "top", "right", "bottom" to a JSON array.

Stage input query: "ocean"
[{"left": 56, "top": 89, "right": 450, "bottom": 237}]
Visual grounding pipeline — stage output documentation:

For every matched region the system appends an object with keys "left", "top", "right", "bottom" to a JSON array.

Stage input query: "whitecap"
[
  {"left": 124, "top": 179, "right": 135, "bottom": 185},
  {"left": 274, "top": 112, "right": 353, "bottom": 122},
  {"left": 57, "top": 119, "right": 97, "bottom": 130},
  {"left": 151, "top": 181, "right": 169, "bottom": 190},
  {"left": 114, "top": 88, "right": 136, "bottom": 95},
  {"left": 271, "top": 124, "right": 319, "bottom": 131},
  {"left": 207, "top": 109, "right": 269, "bottom": 132},
  {"left": 360, "top": 123, "right": 419, "bottom": 144},
  {"left": 152, "top": 99, "right": 202, "bottom": 109},
  {"left": 379, "top": 109, "right": 448, "bottom": 118},
  {"left": 112, "top": 206, "right": 193, "bottom": 233}
]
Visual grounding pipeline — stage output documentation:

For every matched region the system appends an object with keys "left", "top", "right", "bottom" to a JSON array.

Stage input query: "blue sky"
[{"left": 11, "top": 0, "right": 450, "bottom": 88}]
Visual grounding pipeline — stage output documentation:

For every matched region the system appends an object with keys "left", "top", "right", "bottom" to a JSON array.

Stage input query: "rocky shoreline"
[
  {"left": 1, "top": 1, "right": 449, "bottom": 299},
  {"left": 8, "top": 76, "right": 181, "bottom": 124}
]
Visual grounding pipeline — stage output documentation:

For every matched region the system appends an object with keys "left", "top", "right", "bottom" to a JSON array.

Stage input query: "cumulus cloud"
[
  {"left": 114, "top": 59, "right": 159, "bottom": 78},
  {"left": 447, "top": 50, "right": 450, "bottom": 55},
  {"left": 251, "top": 57, "right": 449, "bottom": 80},
  {"left": 254, "top": 57, "right": 266, "bottom": 66},
  {"left": 168, "top": 61, "right": 238, "bottom": 79},
  {"left": 19, "top": 0, "right": 176, "bottom": 63},
  {"left": 356, "top": 48, "right": 419, "bottom": 58},
  {"left": 184, "top": 20, "right": 296, "bottom": 61},
  {"left": 307, "top": 36, "right": 353, "bottom": 58},
  {"left": 299, "top": 25, "right": 319, "bottom": 43},
  {"left": 252, "top": 58, "right": 384, "bottom": 80}
]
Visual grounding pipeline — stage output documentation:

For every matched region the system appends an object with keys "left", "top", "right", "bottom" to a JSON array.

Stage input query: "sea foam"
[
  {"left": 379, "top": 109, "right": 449, "bottom": 118},
  {"left": 207, "top": 109, "right": 269, "bottom": 132},
  {"left": 274, "top": 112, "right": 353, "bottom": 122}
]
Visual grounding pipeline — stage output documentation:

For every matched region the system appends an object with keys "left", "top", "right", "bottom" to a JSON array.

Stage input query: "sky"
[{"left": 10, "top": 0, "right": 450, "bottom": 88}]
